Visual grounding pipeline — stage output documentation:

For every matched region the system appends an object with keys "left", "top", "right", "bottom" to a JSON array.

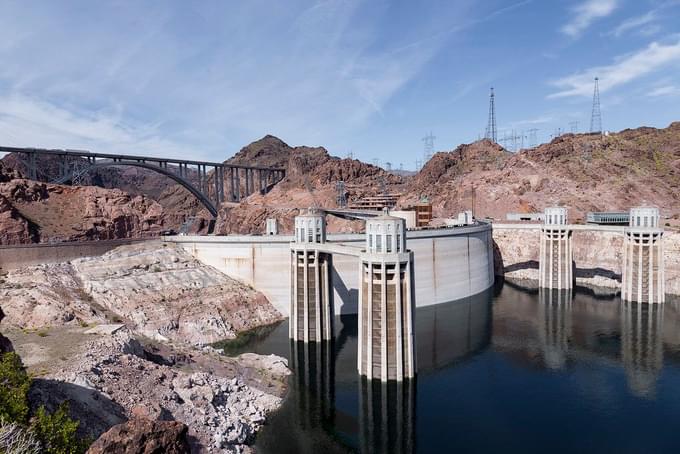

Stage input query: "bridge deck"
[{"left": 0, "top": 146, "right": 284, "bottom": 172}]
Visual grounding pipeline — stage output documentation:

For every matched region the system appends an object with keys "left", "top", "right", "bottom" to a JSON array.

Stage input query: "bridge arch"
[{"left": 63, "top": 161, "right": 219, "bottom": 217}]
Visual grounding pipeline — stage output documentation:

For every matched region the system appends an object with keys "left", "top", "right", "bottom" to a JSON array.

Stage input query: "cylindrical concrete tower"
[
  {"left": 265, "top": 218, "right": 278, "bottom": 235},
  {"left": 290, "top": 209, "right": 333, "bottom": 342},
  {"left": 539, "top": 207, "right": 573, "bottom": 290},
  {"left": 358, "top": 210, "right": 416, "bottom": 381},
  {"left": 622, "top": 207, "right": 664, "bottom": 303}
]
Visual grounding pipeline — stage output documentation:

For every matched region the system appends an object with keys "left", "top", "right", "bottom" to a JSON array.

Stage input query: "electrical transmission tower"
[
  {"left": 569, "top": 121, "right": 579, "bottom": 134},
  {"left": 71, "top": 159, "right": 89, "bottom": 185},
  {"left": 590, "top": 77, "right": 602, "bottom": 133},
  {"left": 484, "top": 87, "right": 497, "bottom": 143},
  {"left": 336, "top": 180, "right": 347, "bottom": 207},
  {"left": 528, "top": 128, "right": 539, "bottom": 147},
  {"left": 422, "top": 132, "right": 436, "bottom": 163}
]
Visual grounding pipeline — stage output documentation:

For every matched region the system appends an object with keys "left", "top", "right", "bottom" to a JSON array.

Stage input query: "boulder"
[
  {"left": 86, "top": 417, "right": 190, "bottom": 454},
  {"left": 0, "top": 306, "right": 14, "bottom": 353}
]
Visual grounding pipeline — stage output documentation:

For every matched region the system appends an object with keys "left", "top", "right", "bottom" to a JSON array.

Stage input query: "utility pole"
[
  {"left": 484, "top": 87, "right": 497, "bottom": 143},
  {"left": 471, "top": 184, "right": 476, "bottom": 218},
  {"left": 499, "top": 131, "right": 512, "bottom": 150},
  {"left": 590, "top": 77, "right": 602, "bottom": 133}
]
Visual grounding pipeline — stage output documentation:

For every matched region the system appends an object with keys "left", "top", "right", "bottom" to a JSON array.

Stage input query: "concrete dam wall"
[
  {"left": 166, "top": 223, "right": 495, "bottom": 316},
  {"left": 0, "top": 238, "right": 159, "bottom": 271}
]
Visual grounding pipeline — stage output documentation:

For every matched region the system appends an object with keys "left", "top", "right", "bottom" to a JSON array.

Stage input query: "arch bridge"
[{"left": 0, "top": 146, "right": 286, "bottom": 218}]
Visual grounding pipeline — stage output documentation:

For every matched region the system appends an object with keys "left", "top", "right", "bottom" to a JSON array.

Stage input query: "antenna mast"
[
  {"left": 484, "top": 87, "right": 497, "bottom": 143},
  {"left": 590, "top": 77, "right": 602, "bottom": 133}
]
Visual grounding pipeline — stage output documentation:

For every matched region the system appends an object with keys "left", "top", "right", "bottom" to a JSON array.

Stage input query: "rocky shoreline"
[{"left": 1, "top": 243, "right": 292, "bottom": 453}]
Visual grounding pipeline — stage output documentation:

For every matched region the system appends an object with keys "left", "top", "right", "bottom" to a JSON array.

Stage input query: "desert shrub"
[
  {"left": 0, "top": 353, "right": 30, "bottom": 424},
  {"left": 0, "top": 353, "right": 89, "bottom": 453},
  {"left": 30, "top": 403, "right": 88, "bottom": 454},
  {"left": 0, "top": 419, "right": 41, "bottom": 454}
]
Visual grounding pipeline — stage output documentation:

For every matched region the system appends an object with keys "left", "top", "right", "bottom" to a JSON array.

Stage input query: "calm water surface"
[{"left": 228, "top": 282, "right": 680, "bottom": 453}]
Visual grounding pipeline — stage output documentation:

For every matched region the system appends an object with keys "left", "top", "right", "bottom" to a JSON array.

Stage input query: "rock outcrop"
[
  {"left": 86, "top": 418, "right": 190, "bottom": 454},
  {"left": 0, "top": 177, "right": 168, "bottom": 245},
  {"left": 404, "top": 123, "right": 680, "bottom": 223},
  {"left": 0, "top": 243, "right": 283, "bottom": 344},
  {"left": 30, "top": 329, "right": 286, "bottom": 452},
  {"left": 0, "top": 306, "right": 14, "bottom": 353}
]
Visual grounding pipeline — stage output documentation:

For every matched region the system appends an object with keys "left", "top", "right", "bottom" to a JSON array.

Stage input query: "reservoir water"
[{"left": 225, "top": 281, "right": 680, "bottom": 453}]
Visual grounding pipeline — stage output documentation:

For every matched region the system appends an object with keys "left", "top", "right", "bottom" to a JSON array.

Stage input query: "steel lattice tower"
[
  {"left": 485, "top": 87, "right": 497, "bottom": 143},
  {"left": 422, "top": 132, "right": 436, "bottom": 162},
  {"left": 590, "top": 77, "right": 602, "bottom": 133}
]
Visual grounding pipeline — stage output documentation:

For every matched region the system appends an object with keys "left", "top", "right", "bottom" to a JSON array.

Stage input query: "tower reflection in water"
[
  {"left": 359, "top": 378, "right": 415, "bottom": 454},
  {"left": 285, "top": 292, "right": 495, "bottom": 453},
  {"left": 538, "top": 288, "right": 573, "bottom": 370},
  {"left": 621, "top": 301, "right": 664, "bottom": 398},
  {"left": 289, "top": 340, "right": 335, "bottom": 430}
]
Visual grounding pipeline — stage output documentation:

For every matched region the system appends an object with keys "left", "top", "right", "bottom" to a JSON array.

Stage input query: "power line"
[
  {"left": 590, "top": 77, "right": 602, "bottom": 133},
  {"left": 484, "top": 87, "right": 497, "bottom": 143}
]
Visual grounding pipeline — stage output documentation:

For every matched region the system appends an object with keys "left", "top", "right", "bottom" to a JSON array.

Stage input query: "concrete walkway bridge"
[{"left": 0, "top": 146, "right": 286, "bottom": 217}]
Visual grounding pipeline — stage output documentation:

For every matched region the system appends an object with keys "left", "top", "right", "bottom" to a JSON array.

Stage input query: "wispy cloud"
[
  {"left": 562, "top": 0, "right": 619, "bottom": 38},
  {"left": 0, "top": 1, "right": 482, "bottom": 159},
  {"left": 609, "top": 10, "right": 657, "bottom": 37},
  {"left": 506, "top": 116, "right": 554, "bottom": 128},
  {"left": 0, "top": 93, "right": 200, "bottom": 159},
  {"left": 649, "top": 84, "right": 680, "bottom": 96},
  {"left": 548, "top": 39, "right": 680, "bottom": 98}
]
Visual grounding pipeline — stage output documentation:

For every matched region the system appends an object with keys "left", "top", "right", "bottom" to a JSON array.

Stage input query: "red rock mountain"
[
  {"left": 0, "top": 161, "right": 166, "bottom": 244},
  {"left": 402, "top": 122, "right": 680, "bottom": 223},
  {"left": 1, "top": 122, "right": 679, "bottom": 243}
]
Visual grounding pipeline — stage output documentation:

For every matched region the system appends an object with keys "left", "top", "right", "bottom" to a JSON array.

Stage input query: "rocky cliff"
[
  {"left": 0, "top": 306, "right": 14, "bottom": 354},
  {"left": 0, "top": 176, "right": 168, "bottom": 245},
  {"left": 3, "top": 122, "right": 680, "bottom": 240},
  {"left": 0, "top": 243, "right": 283, "bottom": 344},
  {"left": 404, "top": 122, "right": 680, "bottom": 224},
  {"left": 216, "top": 135, "right": 401, "bottom": 234}
]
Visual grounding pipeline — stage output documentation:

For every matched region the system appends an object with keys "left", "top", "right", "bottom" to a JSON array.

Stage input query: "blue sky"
[{"left": 0, "top": 0, "right": 679, "bottom": 169}]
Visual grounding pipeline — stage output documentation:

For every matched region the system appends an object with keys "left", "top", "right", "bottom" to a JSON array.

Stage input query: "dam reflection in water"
[{"left": 252, "top": 283, "right": 680, "bottom": 453}]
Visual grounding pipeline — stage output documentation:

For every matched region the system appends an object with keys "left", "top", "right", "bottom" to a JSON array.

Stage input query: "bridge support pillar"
[
  {"left": 232, "top": 168, "right": 240, "bottom": 201},
  {"left": 359, "top": 211, "right": 415, "bottom": 381},
  {"left": 622, "top": 207, "right": 664, "bottom": 304},
  {"left": 290, "top": 209, "right": 333, "bottom": 342},
  {"left": 539, "top": 207, "right": 573, "bottom": 290}
]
